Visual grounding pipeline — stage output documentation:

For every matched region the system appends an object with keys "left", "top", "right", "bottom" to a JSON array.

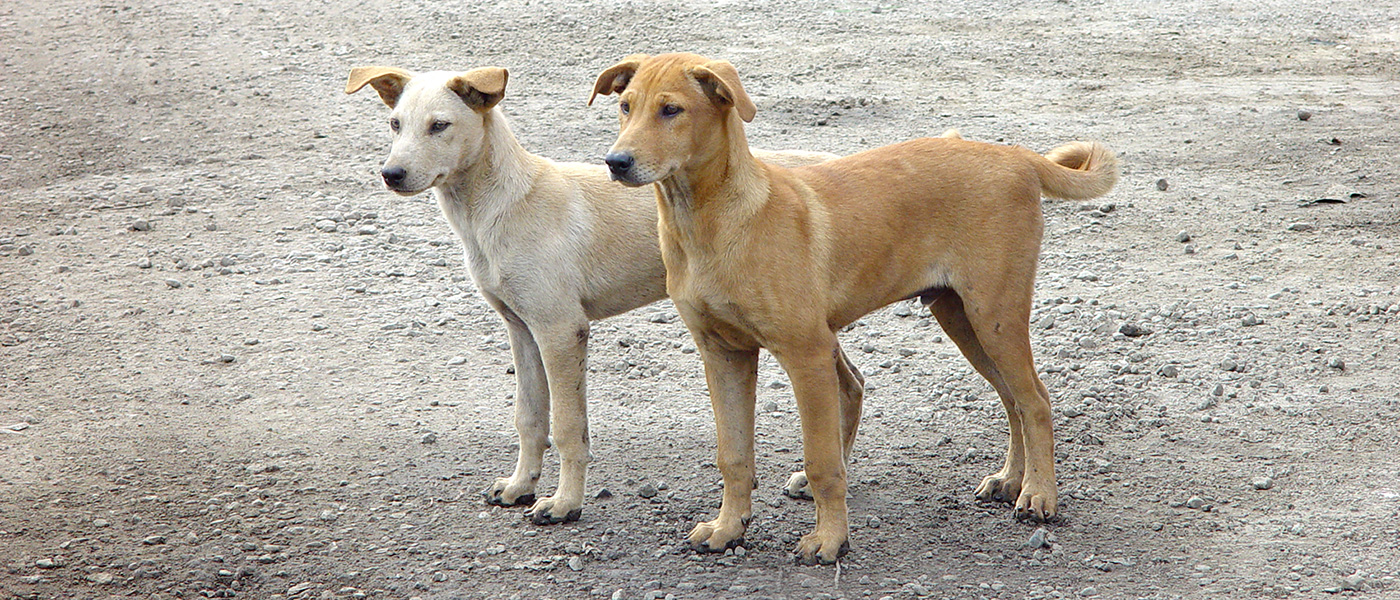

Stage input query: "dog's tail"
[{"left": 1034, "top": 141, "right": 1118, "bottom": 200}]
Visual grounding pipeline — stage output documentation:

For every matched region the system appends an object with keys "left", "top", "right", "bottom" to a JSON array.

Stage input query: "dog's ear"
[
  {"left": 689, "top": 60, "right": 756, "bottom": 123},
  {"left": 447, "top": 67, "right": 508, "bottom": 112},
  {"left": 589, "top": 55, "right": 648, "bottom": 105},
  {"left": 346, "top": 66, "right": 414, "bottom": 108}
]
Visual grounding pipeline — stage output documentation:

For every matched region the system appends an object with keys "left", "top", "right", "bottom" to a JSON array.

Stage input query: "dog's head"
[
  {"left": 588, "top": 53, "right": 756, "bottom": 187},
  {"left": 346, "top": 66, "right": 508, "bottom": 194}
]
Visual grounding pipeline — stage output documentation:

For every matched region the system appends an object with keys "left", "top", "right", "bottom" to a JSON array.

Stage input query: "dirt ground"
[{"left": 2, "top": 0, "right": 1399, "bottom": 599}]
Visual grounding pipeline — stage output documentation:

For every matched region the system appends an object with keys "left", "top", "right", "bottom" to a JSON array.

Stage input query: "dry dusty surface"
[{"left": 2, "top": 1, "right": 1399, "bottom": 599}]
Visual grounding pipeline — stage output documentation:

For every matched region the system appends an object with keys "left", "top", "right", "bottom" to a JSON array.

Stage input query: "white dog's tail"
[{"left": 1034, "top": 141, "right": 1119, "bottom": 200}]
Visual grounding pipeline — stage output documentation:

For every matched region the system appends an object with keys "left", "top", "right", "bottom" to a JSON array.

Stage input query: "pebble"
[
  {"left": 905, "top": 582, "right": 930, "bottom": 596},
  {"left": 1185, "top": 496, "right": 1205, "bottom": 509},
  {"left": 1287, "top": 222, "right": 1315, "bottom": 232},
  {"left": 1118, "top": 323, "right": 1151, "bottom": 337},
  {"left": 421, "top": 432, "right": 437, "bottom": 444},
  {"left": 1061, "top": 406, "right": 1084, "bottom": 418},
  {"left": 595, "top": 488, "right": 613, "bottom": 500},
  {"left": 446, "top": 356, "right": 468, "bottom": 366},
  {"left": 1175, "top": 230, "right": 1191, "bottom": 243},
  {"left": 568, "top": 556, "right": 584, "bottom": 571},
  {"left": 357, "top": 225, "right": 379, "bottom": 235},
  {"left": 35, "top": 558, "right": 59, "bottom": 569},
  {"left": 315, "top": 220, "right": 337, "bottom": 232},
  {"left": 85, "top": 572, "right": 114, "bottom": 584},
  {"left": 1327, "top": 357, "right": 1345, "bottom": 370},
  {"left": 164, "top": 278, "right": 183, "bottom": 289},
  {"left": 763, "top": 401, "right": 779, "bottom": 412},
  {"left": 1073, "top": 270, "right": 1099, "bottom": 282},
  {"left": 137, "top": 257, "right": 152, "bottom": 269},
  {"left": 1340, "top": 573, "right": 1366, "bottom": 591},
  {"left": 1079, "top": 586, "right": 1100, "bottom": 597},
  {"left": 867, "top": 515, "right": 882, "bottom": 529},
  {"left": 637, "top": 483, "right": 658, "bottom": 498},
  {"left": 1155, "top": 178, "right": 1169, "bottom": 191},
  {"left": 1159, "top": 364, "right": 1180, "bottom": 378},
  {"left": 1026, "top": 527, "right": 1049, "bottom": 549},
  {"left": 1252, "top": 477, "right": 1274, "bottom": 490},
  {"left": 1297, "top": 110, "right": 1312, "bottom": 121},
  {"left": 1241, "top": 314, "right": 1263, "bottom": 326},
  {"left": 142, "top": 535, "right": 167, "bottom": 545},
  {"left": 129, "top": 219, "right": 151, "bottom": 231}
]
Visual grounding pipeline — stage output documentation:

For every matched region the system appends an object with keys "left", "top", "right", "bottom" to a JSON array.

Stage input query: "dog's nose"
[
  {"left": 381, "top": 166, "right": 407, "bottom": 187},
  {"left": 603, "top": 152, "right": 634, "bottom": 178}
]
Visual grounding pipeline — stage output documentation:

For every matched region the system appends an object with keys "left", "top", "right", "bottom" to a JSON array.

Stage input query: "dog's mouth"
[{"left": 385, "top": 173, "right": 444, "bottom": 196}]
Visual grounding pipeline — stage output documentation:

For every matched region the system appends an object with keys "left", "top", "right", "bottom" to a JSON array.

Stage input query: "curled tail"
[{"left": 1034, "top": 141, "right": 1118, "bottom": 200}]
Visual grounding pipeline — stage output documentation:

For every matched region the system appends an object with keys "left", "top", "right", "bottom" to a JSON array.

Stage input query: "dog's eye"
[
  {"left": 430, "top": 120, "right": 451, "bottom": 134},
  {"left": 619, "top": 101, "right": 630, "bottom": 115},
  {"left": 661, "top": 104, "right": 683, "bottom": 117},
  {"left": 389, "top": 118, "right": 400, "bottom": 132}
]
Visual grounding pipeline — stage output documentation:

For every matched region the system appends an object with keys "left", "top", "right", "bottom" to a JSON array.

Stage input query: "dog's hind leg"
[
  {"left": 485, "top": 312, "right": 549, "bottom": 509},
  {"left": 525, "top": 317, "right": 593, "bottom": 525},
  {"left": 953, "top": 285, "right": 1058, "bottom": 522},
  {"left": 925, "top": 291, "right": 1026, "bottom": 504},
  {"left": 785, "top": 345, "right": 864, "bottom": 501}
]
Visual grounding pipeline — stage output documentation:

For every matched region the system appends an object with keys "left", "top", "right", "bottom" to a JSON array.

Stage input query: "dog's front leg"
[
  {"left": 772, "top": 336, "right": 850, "bottom": 565},
  {"left": 688, "top": 339, "right": 759, "bottom": 553},
  {"left": 785, "top": 344, "right": 865, "bottom": 500},
  {"left": 524, "top": 319, "right": 592, "bottom": 524},
  {"left": 485, "top": 315, "right": 550, "bottom": 508}
]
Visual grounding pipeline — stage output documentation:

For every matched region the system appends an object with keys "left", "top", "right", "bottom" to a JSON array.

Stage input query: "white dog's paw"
[
  {"left": 526, "top": 495, "right": 583, "bottom": 525},
  {"left": 484, "top": 476, "right": 537, "bottom": 507},
  {"left": 783, "top": 471, "right": 813, "bottom": 500}
]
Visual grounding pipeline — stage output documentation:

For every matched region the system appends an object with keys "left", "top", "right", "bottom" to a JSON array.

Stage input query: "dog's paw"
[
  {"left": 783, "top": 471, "right": 813, "bottom": 500},
  {"left": 1013, "top": 480, "right": 1059, "bottom": 523},
  {"left": 525, "top": 496, "right": 583, "bottom": 525},
  {"left": 974, "top": 470, "right": 1023, "bottom": 505},
  {"left": 484, "top": 477, "right": 537, "bottom": 508},
  {"left": 687, "top": 517, "right": 748, "bottom": 553},
  {"left": 795, "top": 529, "right": 850, "bottom": 565}
]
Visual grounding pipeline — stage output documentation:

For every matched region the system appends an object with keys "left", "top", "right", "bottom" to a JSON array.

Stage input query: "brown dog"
[{"left": 591, "top": 53, "right": 1118, "bottom": 564}]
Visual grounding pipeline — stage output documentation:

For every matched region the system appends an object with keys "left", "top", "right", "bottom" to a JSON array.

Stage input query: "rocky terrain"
[{"left": 1, "top": 0, "right": 1397, "bottom": 599}]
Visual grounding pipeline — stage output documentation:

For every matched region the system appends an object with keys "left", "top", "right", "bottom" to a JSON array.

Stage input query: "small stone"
[
  {"left": 1241, "top": 314, "right": 1263, "bottom": 327},
  {"left": 217, "top": 354, "right": 236, "bottom": 364},
  {"left": 85, "top": 572, "right": 114, "bottom": 584},
  {"left": 1119, "top": 323, "right": 1151, "bottom": 337},
  {"left": 205, "top": 222, "right": 219, "bottom": 231},
  {"left": 1219, "top": 359, "right": 1238, "bottom": 372},
  {"left": 1175, "top": 230, "right": 1191, "bottom": 243},
  {"left": 1287, "top": 222, "right": 1315, "bottom": 232},
  {"left": 1297, "top": 110, "right": 1312, "bottom": 121},
  {"left": 733, "top": 545, "right": 746, "bottom": 557},
  {"left": 1074, "top": 270, "right": 1099, "bottom": 282},
  {"left": 446, "top": 356, "right": 468, "bottom": 366},
  {"left": 1026, "top": 527, "right": 1049, "bottom": 549},
  {"left": 315, "top": 220, "right": 337, "bottom": 232},
  {"left": 318, "top": 509, "right": 338, "bottom": 522},
  {"left": 568, "top": 556, "right": 583, "bottom": 571},
  {"left": 1252, "top": 477, "right": 1274, "bottom": 490},
  {"left": 164, "top": 278, "right": 183, "bottom": 289},
  {"left": 1212, "top": 383, "right": 1224, "bottom": 396},
  {"left": 1061, "top": 406, "right": 1084, "bottom": 418},
  {"left": 1327, "top": 357, "right": 1345, "bottom": 370},
  {"left": 637, "top": 484, "right": 658, "bottom": 499},
  {"left": 905, "top": 582, "right": 930, "bottom": 596},
  {"left": 1079, "top": 586, "right": 1100, "bottom": 597},
  {"left": 219, "top": 256, "right": 237, "bottom": 267},
  {"left": 763, "top": 401, "right": 779, "bottom": 412},
  {"left": 137, "top": 257, "right": 152, "bottom": 269},
  {"left": 357, "top": 225, "right": 379, "bottom": 235},
  {"left": 1340, "top": 573, "right": 1366, "bottom": 591},
  {"left": 867, "top": 515, "right": 882, "bottom": 529},
  {"left": 93, "top": 518, "right": 110, "bottom": 527},
  {"left": 35, "top": 558, "right": 59, "bottom": 569},
  {"left": 1159, "top": 364, "right": 1180, "bottom": 378},
  {"left": 142, "top": 535, "right": 167, "bottom": 545},
  {"left": 1155, "top": 178, "right": 1168, "bottom": 191},
  {"left": 421, "top": 432, "right": 437, "bottom": 444},
  {"left": 595, "top": 488, "right": 613, "bottom": 500},
  {"left": 1185, "top": 496, "right": 1205, "bottom": 509},
  {"left": 129, "top": 220, "right": 151, "bottom": 231}
]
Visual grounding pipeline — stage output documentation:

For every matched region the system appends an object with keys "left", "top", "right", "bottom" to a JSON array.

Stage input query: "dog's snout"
[
  {"left": 603, "top": 152, "right": 634, "bottom": 178},
  {"left": 381, "top": 166, "right": 408, "bottom": 188}
]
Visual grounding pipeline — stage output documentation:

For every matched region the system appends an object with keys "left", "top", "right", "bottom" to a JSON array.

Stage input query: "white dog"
[{"left": 346, "top": 66, "right": 838, "bottom": 524}]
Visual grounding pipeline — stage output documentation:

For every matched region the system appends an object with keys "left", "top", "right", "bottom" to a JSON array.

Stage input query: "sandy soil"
[{"left": 2, "top": 1, "right": 1398, "bottom": 599}]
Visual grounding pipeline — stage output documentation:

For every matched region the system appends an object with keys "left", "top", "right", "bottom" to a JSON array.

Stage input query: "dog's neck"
[
  {"left": 655, "top": 114, "right": 767, "bottom": 243},
  {"left": 437, "top": 109, "right": 541, "bottom": 219}
]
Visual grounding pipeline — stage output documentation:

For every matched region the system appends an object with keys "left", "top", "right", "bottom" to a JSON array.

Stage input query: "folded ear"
[
  {"left": 588, "top": 54, "right": 648, "bottom": 105},
  {"left": 345, "top": 66, "right": 414, "bottom": 108},
  {"left": 447, "top": 67, "right": 508, "bottom": 112},
  {"left": 689, "top": 60, "right": 756, "bottom": 123}
]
